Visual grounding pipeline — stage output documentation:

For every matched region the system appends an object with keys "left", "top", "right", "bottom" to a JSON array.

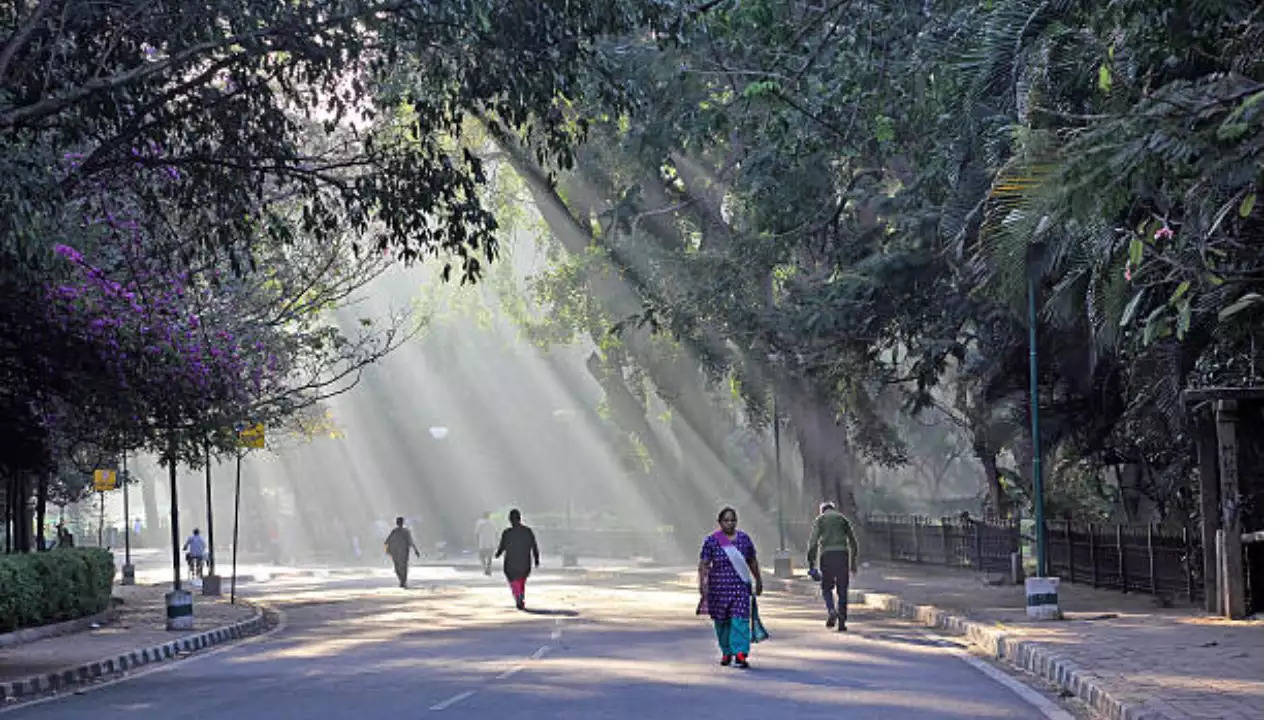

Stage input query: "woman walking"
[
  {"left": 697, "top": 506, "right": 767, "bottom": 668},
  {"left": 495, "top": 508, "right": 539, "bottom": 610}
]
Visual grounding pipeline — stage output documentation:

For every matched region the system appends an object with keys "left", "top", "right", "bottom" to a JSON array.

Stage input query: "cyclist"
[{"left": 183, "top": 528, "right": 207, "bottom": 579}]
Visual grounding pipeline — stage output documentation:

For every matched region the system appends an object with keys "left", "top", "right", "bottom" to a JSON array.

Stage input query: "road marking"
[
  {"left": 551, "top": 617, "right": 563, "bottom": 640},
  {"left": 496, "top": 665, "right": 524, "bottom": 680},
  {"left": 922, "top": 631, "right": 1075, "bottom": 720},
  {"left": 0, "top": 604, "right": 289, "bottom": 715},
  {"left": 531, "top": 645, "right": 550, "bottom": 660},
  {"left": 428, "top": 691, "right": 475, "bottom": 711}
]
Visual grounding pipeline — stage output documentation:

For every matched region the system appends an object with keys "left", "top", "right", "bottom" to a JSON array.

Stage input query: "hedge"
[{"left": 0, "top": 548, "right": 115, "bottom": 632}]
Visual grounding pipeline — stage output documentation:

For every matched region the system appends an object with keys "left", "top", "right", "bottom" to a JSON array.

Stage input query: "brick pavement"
[
  {"left": 0, "top": 582, "right": 259, "bottom": 688},
  {"left": 823, "top": 561, "right": 1262, "bottom": 720}
]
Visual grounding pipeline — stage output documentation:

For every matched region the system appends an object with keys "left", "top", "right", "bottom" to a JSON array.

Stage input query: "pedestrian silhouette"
[{"left": 384, "top": 517, "right": 421, "bottom": 588}]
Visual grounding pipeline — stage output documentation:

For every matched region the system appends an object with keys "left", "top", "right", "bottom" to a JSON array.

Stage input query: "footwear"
[
  {"left": 837, "top": 617, "right": 848, "bottom": 632},
  {"left": 720, "top": 654, "right": 732, "bottom": 666},
  {"left": 826, "top": 613, "right": 837, "bottom": 628},
  {"left": 516, "top": 596, "right": 525, "bottom": 610},
  {"left": 734, "top": 652, "right": 750, "bottom": 669}
]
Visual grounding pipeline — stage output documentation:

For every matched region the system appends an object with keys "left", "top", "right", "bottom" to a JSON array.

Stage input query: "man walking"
[
  {"left": 806, "top": 501, "right": 859, "bottom": 631},
  {"left": 495, "top": 509, "right": 539, "bottom": 610},
  {"left": 384, "top": 517, "right": 421, "bottom": 588},
  {"left": 474, "top": 511, "right": 497, "bottom": 575}
]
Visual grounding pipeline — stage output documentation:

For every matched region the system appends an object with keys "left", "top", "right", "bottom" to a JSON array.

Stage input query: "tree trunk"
[
  {"left": 978, "top": 449, "right": 1004, "bottom": 519},
  {"left": 141, "top": 466, "right": 159, "bottom": 543},
  {"left": 35, "top": 474, "right": 46, "bottom": 551}
]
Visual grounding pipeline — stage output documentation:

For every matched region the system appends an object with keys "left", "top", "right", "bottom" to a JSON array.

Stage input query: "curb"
[
  {"left": 0, "top": 605, "right": 269, "bottom": 703},
  {"left": 774, "top": 576, "right": 1162, "bottom": 720},
  {"left": 0, "top": 608, "right": 116, "bottom": 650}
]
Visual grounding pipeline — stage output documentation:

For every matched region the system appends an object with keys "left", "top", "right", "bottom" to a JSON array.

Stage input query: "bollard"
[
  {"left": 1026, "top": 575, "right": 1061, "bottom": 620},
  {"left": 202, "top": 573, "right": 222, "bottom": 596},
  {"left": 165, "top": 589, "right": 194, "bottom": 630}
]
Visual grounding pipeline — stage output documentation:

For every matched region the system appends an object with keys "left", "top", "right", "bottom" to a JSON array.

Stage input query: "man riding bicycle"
[{"left": 183, "top": 528, "right": 207, "bottom": 579}]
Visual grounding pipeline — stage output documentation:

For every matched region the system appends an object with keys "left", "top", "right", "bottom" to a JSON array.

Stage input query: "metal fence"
[
  {"left": 1042, "top": 520, "right": 1202, "bottom": 603},
  {"left": 857, "top": 514, "right": 1021, "bottom": 575}
]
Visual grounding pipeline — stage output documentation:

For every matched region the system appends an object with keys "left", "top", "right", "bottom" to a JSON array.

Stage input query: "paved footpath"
[
  {"left": 4, "top": 566, "right": 1080, "bottom": 719},
  {"left": 826, "top": 561, "right": 1263, "bottom": 720}
]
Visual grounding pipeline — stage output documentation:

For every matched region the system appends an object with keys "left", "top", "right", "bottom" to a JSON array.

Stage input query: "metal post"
[
  {"left": 122, "top": 452, "right": 130, "bottom": 564},
  {"left": 168, "top": 432, "right": 181, "bottom": 591},
  {"left": 205, "top": 441, "right": 215, "bottom": 575},
  {"left": 1026, "top": 252, "right": 1047, "bottom": 577},
  {"left": 97, "top": 490, "right": 104, "bottom": 547},
  {"left": 231, "top": 452, "right": 242, "bottom": 604}
]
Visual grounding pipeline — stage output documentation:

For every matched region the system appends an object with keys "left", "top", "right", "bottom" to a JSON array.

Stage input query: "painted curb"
[
  {"left": 774, "top": 576, "right": 1167, "bottom": 720},
  {"left": 0, "top": 605, "right": 269, "bottom": 702},
  {"left": 0, "top": 608, "right": 116, "bottom": 649}
]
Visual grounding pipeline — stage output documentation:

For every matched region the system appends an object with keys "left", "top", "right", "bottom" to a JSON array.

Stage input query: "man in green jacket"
[{"left": 806, "top": 501, "right": 858, "bottom": 631}]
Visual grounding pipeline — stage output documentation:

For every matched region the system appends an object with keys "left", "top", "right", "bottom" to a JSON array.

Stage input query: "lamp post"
[{"left": 1025, "top": 239, "right": 1059, "bottom": 619}]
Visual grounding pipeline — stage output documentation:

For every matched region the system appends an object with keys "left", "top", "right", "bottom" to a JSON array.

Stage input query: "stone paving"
[
  {"left": 842, "top": 561, "right": 1263, "bottom": 720},
  {"left": 0, "top": 581, "right": 258, "bottom": 687}
]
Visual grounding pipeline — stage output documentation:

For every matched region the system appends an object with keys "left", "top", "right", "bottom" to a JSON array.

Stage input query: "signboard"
[
  {"left": 238, "top": 423, "right": 265, "bottom": 449},
  {"left": 93, "top": 469, "right": 117, "bottom": 492}
]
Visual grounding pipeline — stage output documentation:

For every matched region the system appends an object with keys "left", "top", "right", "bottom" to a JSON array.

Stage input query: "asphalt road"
[{"left": 10, "top": 565, "right": 1072, "bottom": 719}]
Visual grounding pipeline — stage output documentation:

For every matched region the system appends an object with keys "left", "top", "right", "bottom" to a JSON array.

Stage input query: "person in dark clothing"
[
  {"left": 384, "top": 517, "right": 420, "bottom": 588},
  {"left": 494, "top": 508, "right": 539, "bottom": 610},
  {"left": 806, "top": 501, "right": 859, "bottom": 631}
]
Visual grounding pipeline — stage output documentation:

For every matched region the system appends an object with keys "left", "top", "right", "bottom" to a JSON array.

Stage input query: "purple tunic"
[{"left": 700, "top": 531, "right": 756, "bottom": 620}]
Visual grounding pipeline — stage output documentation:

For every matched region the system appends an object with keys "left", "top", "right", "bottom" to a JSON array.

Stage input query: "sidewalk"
[
  {"left": 783, "top": 561, "right": 1262, "bottom": 720},
  {"left": 0, "top": 582, "right": 262, "bottom": 700}
]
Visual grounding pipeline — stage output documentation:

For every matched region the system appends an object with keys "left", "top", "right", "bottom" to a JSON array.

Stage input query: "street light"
[
  {"left": 428, "top": 426, "right": 449, "bottom": 440},
  {"left": 1025, "top": 237, "right": 1059, "bottom": 619}
]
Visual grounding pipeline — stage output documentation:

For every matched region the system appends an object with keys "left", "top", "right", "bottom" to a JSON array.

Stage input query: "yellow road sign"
[
  {"left": 93, "top": 469, "right": 117, "bottom": 491},
  {"left": 238, "top": 423, "right": 265, "bottom": 449}
]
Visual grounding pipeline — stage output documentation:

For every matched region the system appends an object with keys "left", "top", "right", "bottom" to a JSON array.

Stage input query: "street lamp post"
[
  {"left": 1025, "top": 240, "right": 1059, "bottom": 619},
  {"left": 120, "top": 448, "right": 134, "bottom": 585}
]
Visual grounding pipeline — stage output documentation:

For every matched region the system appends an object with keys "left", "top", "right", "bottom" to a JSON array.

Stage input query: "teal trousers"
[{"left": 713, "top": 616, "right": 750, "bottom": 656}]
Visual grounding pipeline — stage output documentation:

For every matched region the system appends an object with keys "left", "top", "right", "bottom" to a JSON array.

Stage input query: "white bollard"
[
  {"left": 1025, "top": 576, "right": 1061, "bottom": 620},
  {"left": 165, "top": 589, "right": 194, "bottom": 630}
]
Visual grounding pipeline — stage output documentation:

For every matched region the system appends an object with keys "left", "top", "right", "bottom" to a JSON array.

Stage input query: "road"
[{"left": 10, "top": 564, "right": 1076, "bottom": 719}]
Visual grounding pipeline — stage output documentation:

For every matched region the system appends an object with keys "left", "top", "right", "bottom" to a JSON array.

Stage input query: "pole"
[
  {"left": 231, "top": 452, "right": 242, "bottom": 604},
  {"left": 205, "top": 440, "right": 215, "bottom": 575},
  {"left": 122, "top": 451, "right": 131, "bottom": 565},
  {"left": 168, "top": 431, "right": 181, "bottom": 591},
  {"left": 1027, "top": 249, "right": 1047, "bottom": 576},
  {"left": 774, "top": 393, "right": 784, "bottom": 553},
  {"left": 98, "top": 490, "right": 104, "bottom": 547}
]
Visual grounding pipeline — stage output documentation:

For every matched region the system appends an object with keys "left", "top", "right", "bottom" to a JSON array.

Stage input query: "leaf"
[
  {"left": 1168, "top": 280, "right": 1190, "bottom": 305},
  {"left": 1128, "top": 237, "right": 1144, "bottom": 267},
  {"left": 1218, "top": 293, "right": 1262, "bottom": 321},
  {"left": 1119, "top": 289, "right": 1145, "bottom": 328},
  {"left": 1176, "top": 300, "right": 1191, "bottom": 340},
  {"left": 1098, "top": 65, "right": 1112, "bottom": 93},
  {"left": 1239, "top": 193, "right": 1256, "bottom": 218}
]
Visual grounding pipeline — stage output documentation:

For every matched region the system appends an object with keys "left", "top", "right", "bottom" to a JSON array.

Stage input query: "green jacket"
[{"left": 806, "top": 510, "right": 858, "bottom": 568}]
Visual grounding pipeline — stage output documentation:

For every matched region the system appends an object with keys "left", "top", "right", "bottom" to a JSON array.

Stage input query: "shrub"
[{"left": 0, "top": 548, "right": 115, "bottom": 632}]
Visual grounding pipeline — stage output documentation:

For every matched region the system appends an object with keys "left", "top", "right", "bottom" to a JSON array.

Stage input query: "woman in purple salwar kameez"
[{"left": 697, "top": 507, "right": 765, "bottom": 668}]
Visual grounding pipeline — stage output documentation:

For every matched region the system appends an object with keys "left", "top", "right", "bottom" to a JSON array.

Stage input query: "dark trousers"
[
  {"left": 392, "top": 553, "right": 409, "bottom": 587},
  {"left": 820, "top": 551, "right": 850, "bottom": 619}
]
